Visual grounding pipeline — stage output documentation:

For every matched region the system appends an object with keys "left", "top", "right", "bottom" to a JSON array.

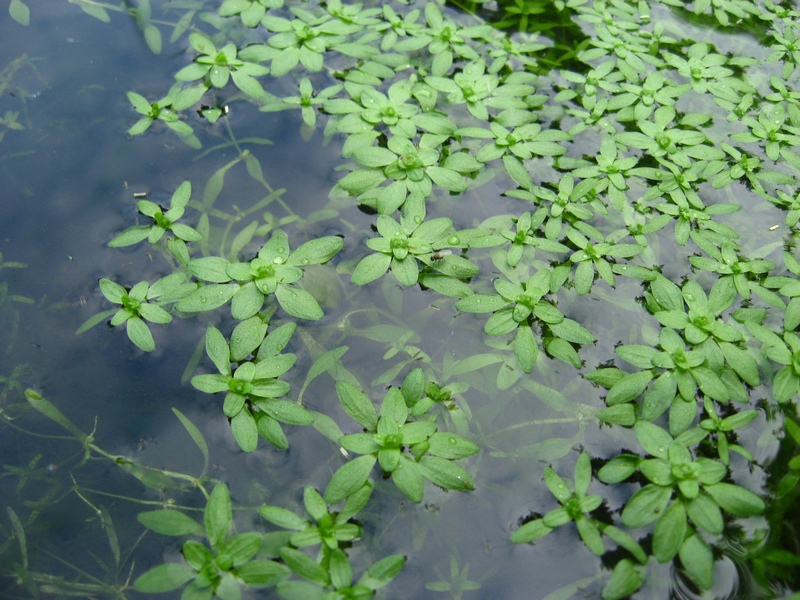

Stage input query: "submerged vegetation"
[{"left": 4, "top": 0, "right": 800, "bottom": 597}]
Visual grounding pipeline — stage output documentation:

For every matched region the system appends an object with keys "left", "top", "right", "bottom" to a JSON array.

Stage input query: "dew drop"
[
  {"left": 447, "top": 235, "right": 460, "bottom": 245},
  {"left": 200, "top": 297, "right": 207, "bottom": 304},
  {"left": 448, "top": 436, "right": 457, "bottom": 445},
  {"left": 301, "top": 258, "right": 310, "bottom": 265},
  {"left": 475, "top": 298, "right": 482, "bottom": 304},
  {"left": 414, "top": 216, "right": 422, "bottom": 224},
  {"left": 273, "top": 257, "right": 285, "bottom": 264},
  {"left": 657, "top": 446, "right": 665, "bottom": 454},
  {"left": 276, "top": 344, "right": 284, "bottom": 351}
]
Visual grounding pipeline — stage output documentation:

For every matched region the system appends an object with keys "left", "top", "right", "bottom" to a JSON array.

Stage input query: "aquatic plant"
[{"left": 3, "top": 0, "right": 800, "bottom": 598}]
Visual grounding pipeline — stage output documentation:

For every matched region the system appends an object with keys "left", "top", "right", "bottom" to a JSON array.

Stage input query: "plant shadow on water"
[{"left": 3, "top": 0, "right": 800, "bottom": 598}]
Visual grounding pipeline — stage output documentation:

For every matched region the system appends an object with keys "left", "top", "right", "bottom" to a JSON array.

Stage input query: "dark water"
[{"left": 0, "top": 2, "right": 792, "bottom": 599}]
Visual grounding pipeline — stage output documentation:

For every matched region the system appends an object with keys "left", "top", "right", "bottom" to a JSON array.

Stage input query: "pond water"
[{"left": 1, "top": 1, "right": 799, "bottom": 599}]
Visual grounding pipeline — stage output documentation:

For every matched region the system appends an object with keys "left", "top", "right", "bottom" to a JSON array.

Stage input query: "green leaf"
[
  {"left": 172, "top": 408, "right": 209, "bottom": 478},
  {"left": 337, "top": 381, "right": 378, "bottom": 431},
  {"left": 621, "top": 484, "right": 672, "bottom": 528},
  {"left": 391, "top": 255, "right": 419, "bottom": 286},
  {"left": 602, "top": 559, "right": 645, "bottom": 600},
  {"left": 259, "top": 506, "right": 308, "bottom": 531},
  {"left": 606, "top": 370, "right": 652, "bottom": 406},
  {"left": 351, "top": 252, "right": 392, "bottom": 285},
  {"left": 144, "top": 24, "right": 162, "bottom": 54},
  {"left": 651, "top": 276, "right": 684, "bottom": 311},
  {"left": 229, "top": 317, "right": 268, "bottom": 362},
  {"left": 427, "top": 166, "right": 467, "bottom": 192},
  {"left": 576, "top": 517, "right": 604, "bottom": 555},
  {"left": 339, "top": 169, "right": 386, "bottom": 194},
  {"left": 773, "top": 366, "right": 799, "bottom": 403},
  {"left": 391, "top": 455, "right": 424, "bottom": 502},
  {"left": 279, "top": 547, "right": 329, "bottom": 587},
  {"left": 616, "top": 345, "right": 658, "bottom": 369},
  {"left": 686, "top": 493, "right": 723, "bottom": 534},
  {"left": 115, "top": 458, "right": 181, "bottom": 490},
  {"left": 231, "top": 70, "right": 265, "bottom": 98},
  {"left": 9, "top": 0, "right": 30, "bottom": 25},
  {"left": 545, "top": 337, "right": 582, "bottom": 368},
  {"left": 427, "top": 432, "right": 479, "bottom": 459},
  {"left": 127, "top": 316, "right": 155, "bottom": 352},
  {"left": 653, "top": 500, "right": 687, "bottom": 563},
  {"left": 255, "top": 413, "right": 288, "bottom": 450},
  {"left": 231, "top": 408, "right": 259, "bottom": 452},
  {"left": 288, "top": 236, "right": 344, "bottom": 266},
  {"left": 205, "top": 326, "right": 231, "bottom": 376},
  {"left": 574, "top": 452, "right": 592, "bottom": 496},
  {"left": 176, "top": 284, "right": 238, "bottom": 313},
  {"left": 419, "top": 456, "right": 474, "bottom": 491},
  {"left": 511, "top": 518, "right": 553, "bottom": 544},
  {"left": 325, "top": 455, "right": 377, "bottom": 504},
  {"left": 78, "top": 1, "right": 110, "bottom": 22},
  {"left": 254, "top": 399, "right": 311, "bottom": 425},
  {"left": 514, "top": 326, "right": 538, "bottom": 373},
  {"left": 109, "top": 226, "right": 152, "bottom": 247},
  {"left": 544, "top": 467, "right": 571, "bottom": 503},
  {"left": 691, "top": 366, "right": 728, "bottom": 401},
  {"left": 24, "top": 389, "right": 86, "bottom": 440},
  {"left": 549, "top": 318, "right": 594, "bottom": 344},
  {"left": 502, "top": 155, "right": 532, "bottom": 189},
  {"left": 137, "top": 510, "right": 204, "bottom": 536},
  {"left": 704, "top": 483, "right": 765, "bottom": 517},
  {"left": 679, "top": 532, "right": 714, "bottom": 591},
  {"left": 359, "top": 554, "right": 406, "bottom": 590},
  {"left": 455, "top": 294, "right": 507, "bottom": 313},
  {"left": 718, "top": 410, "right": 758, "bottom": 432},
  {"left": 204, "top": 483, "right": 232, "bottom": 550},
  {"left": 600, "top": 524, "right": 647, "bottom": 564},
  {"left": 353, "top": 146, "right": 398, "bottom": 168},
  {"left": 134, "top": 563, "right": 196, "bottom": 593},
  {"left": 234, "top": 560, "right": 289, "bottom": 587},
  {"left": 597, "top": 404, "right": 636, "bottom": 426},
  {"left": 634, "top": 421, "right": 672, "bottom": 459},
  {"left": 275, "top": 283, "right": 324, "bottom": 321},
  {"left": 381, "top": 387, "right": 408, "bottom": 425},
  {"left": 76, "top": 309, "right": 117, "bottom": 335}
]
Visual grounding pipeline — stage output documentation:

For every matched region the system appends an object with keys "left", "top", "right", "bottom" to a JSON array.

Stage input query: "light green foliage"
[
  {"left": 191, "top": 322, "right": 311, "bottom": 451},
  {"left": 176, "top": 32, "right": 271, "bottom": 98},
  {"left": 351, "top": 214, "right": 474, "bottom": 286},
  {"left": 134, "top": 484, "right": 291, "bottom": 596},
  {"left": 456, "top": 267, "right": 593, "bottom": 372},
  {"left": 331, "top": 381, "right": 478, "bottom": 502},
  {"left": 593, "top": 424, "right": 764, "bottom": 595},
  {"left": 260, "top": 484, "right": 369, "bottom": 549},
  {"left": 177, "top": 230, "right": 343, "bottom": 320},
  {"left": 14, "top": 0, "right": 800, "bottom": 597},
  {"left": 109, "top": 181, "right": 202, "bottom": 247},
  {"left": 9, "top": 0, "right": 29, "bottom": 26},
  {"left": 90, "top": 278, "right": 179, "bottom": 352},
  {"left": 126, "top": 84, "right": 202, "bottom": 148},
  {"left": 0, "top": 110, "right": 24, "bottom": 142},
  {"left": 513, "top": 453, "right": 647, "bottom": 566}
]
